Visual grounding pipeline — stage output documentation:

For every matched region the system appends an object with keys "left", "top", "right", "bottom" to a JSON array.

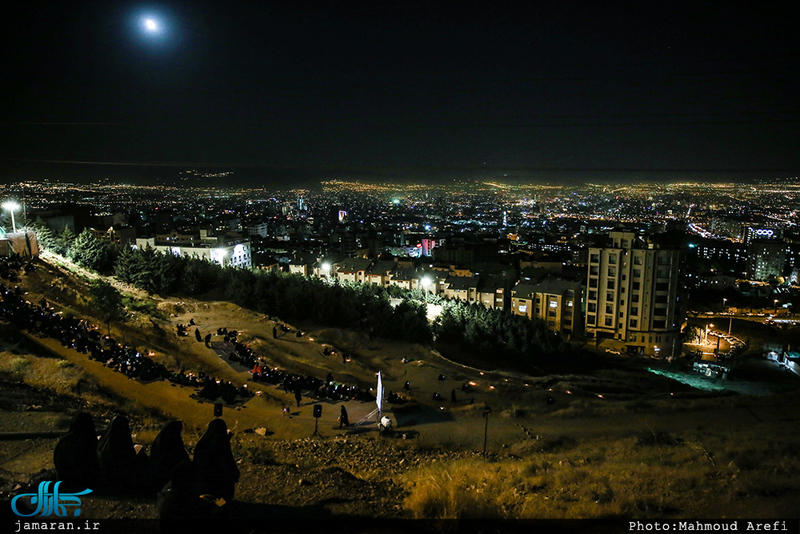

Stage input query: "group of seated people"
[
  {"left": 175, "top": 320, "right": 194, "bottom": 337},
  {"left": 0, "top": 266, "right": 252, "bottom": 405},
  {"left": 386, "top": 391, "right": 406, "bottom": 404},
  {"left": 196, "top": 375, "right": 251, "bottom": 404},
  {"left": 249, "top": 360, "right": 375, "bottom": 403},
  {"left": 208, "top": 333, "right": 375, "bottom": 404},
  {"left": 52, "top": 412, "right": 239, "bottom": 522},
  {"left": 0, "top": 255, "right": 34, "bottom": 282}
]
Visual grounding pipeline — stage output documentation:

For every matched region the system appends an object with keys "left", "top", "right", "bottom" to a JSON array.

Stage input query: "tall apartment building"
[
  {"left": 746, "top": 239, "right": 786, "bottom": 281},
  {"left": 585, "top": 229, "right": 683, "bottom": 357}
]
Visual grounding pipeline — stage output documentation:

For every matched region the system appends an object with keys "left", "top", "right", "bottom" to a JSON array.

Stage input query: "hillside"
[{"left": 1, "top": 255, "right": 800, "bottom": 524}]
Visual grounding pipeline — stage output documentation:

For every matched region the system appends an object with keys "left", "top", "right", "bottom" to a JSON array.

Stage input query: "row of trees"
[
  {"left": 32, "top": 220, "right": 114, "bottom": 272},
  {"left": 222, "top": 268, "right": 432, "bottom": 343},
  {"left": 34, "top": 225, "right": 565, "bottom": 361},
  {"left": 433, "top": 300, "right": 572, "bottom": 364}
]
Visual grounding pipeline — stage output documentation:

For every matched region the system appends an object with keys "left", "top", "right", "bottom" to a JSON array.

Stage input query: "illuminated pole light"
[
  {"left": 2, "top": 201, "right": 20, "bottom": 233},
  {"left": 322, "top": 262, "right": 331, "bottom": 279},
  {"left": 421, "top": 276, "right": 431, "bottom": 302},
  {"left": 213, "top": 248, "right": 226, "bottom": 267}
]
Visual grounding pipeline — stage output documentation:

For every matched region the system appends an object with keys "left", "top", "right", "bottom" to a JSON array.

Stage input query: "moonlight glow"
[{"left": 144, "top": 18, "right": 158, "bottom": 32}]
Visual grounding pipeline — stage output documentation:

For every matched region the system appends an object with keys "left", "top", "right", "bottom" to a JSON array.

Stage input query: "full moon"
[{"left": 144, "top": 18, "right": 158, "bottom": 32}]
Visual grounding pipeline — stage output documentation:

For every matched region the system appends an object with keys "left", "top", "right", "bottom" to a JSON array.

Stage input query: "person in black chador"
[
  {"left": 97, "top": 415, "right": 144, "bottom": 493},
  {"left": 294, "top": 384, "right": 302, "bottom": 407},
  {"left": 272, "top": 326, "right": 277, "bottom": 339},
  {"left": 193, "top": 419, "right": 240, "bottom": 503},
  {"left": 451, "top": 389, "right": 457, "bottom": 402},
  {"left": 53, "top": 412, "right": 100, "bottom": 492},
  {"left": 195, "top": 328, "right": 202, "bottom": 342},
  {"left": 339, "top": 405, "right": 349, "bottom": 428},
  {"left": 149, "top": 420, "right": 190, "bottom": 492},
  {"left": 157, "top": 461, "right": 215, "bottom": 528},
  {"left": 204, "top": 333, "right": 212, "bottom": 347}
]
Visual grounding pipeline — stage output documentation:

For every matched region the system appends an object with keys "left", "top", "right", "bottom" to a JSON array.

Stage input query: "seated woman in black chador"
[
  {"left": 97, "top": 415, "right": 145, "bottom": 493},
  {"left": 149, "top": 420, "right": 190, "bottom": 493},
  {"left": 157, "top": 461, "right": 216, "bottom": 527},
  {"left": 53, "top": 412, "right": 100, "bottom": 492},
  {"left": 193, "top": 419, "right": 240, "bottom": 503}
]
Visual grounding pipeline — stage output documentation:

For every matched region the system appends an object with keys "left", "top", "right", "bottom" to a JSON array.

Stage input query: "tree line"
[
  {"left": 32, "top": 224, "right": 570, "bottom": 363},
  {"left": 432, "top": 300, "right": 572, "bottom": 365}
]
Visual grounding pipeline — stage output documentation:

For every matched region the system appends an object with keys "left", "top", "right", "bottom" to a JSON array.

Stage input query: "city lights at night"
[{"left": 0, "top": 1, "right": 798, "bottom": 532}]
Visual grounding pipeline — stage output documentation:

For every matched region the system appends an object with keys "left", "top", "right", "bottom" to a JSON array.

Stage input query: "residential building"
[
  {"left": 746, "top": 239, "right": 786, "bottom": 281},
  {"left": 585, "top": 229, "right": 684, "bottom": 357},
  {"left": 443, "top": 275, "right": 479, "bottom": 304},
  {"left": 335, "top": 258, "right": 372, "bottom": 283},
  {"left": 511, "top": 278, "right": 581, "bottom": 338},
  {"left": 365, "top": 260, "right": 397, "bottom": 288},
  {"left": 135, "top": 231, "right": 252, "bottom": 268}
]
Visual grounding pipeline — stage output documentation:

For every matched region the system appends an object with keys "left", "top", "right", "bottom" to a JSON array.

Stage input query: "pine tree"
[
  {"left": 54, "top": 227, "right": 76, "bottom": 256},
  {"left": 152, "top": 251, "right": 182, "bottom": 294},
  {"left": 31, "top": 219, "right": 57, "bottom": 252},
  {"left": 69, "top": 229, "right": 109, "bottom": 271},
  {"left": 114, "top": 246, "right": 137, "bottom": 284},
  {"left": 88, "top": 279, "right": 125, "bottom": 334}
]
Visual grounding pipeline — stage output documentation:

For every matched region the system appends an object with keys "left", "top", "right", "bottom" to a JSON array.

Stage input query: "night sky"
[{"left": 2, "top": 1, "right": 798, "bottom": 187}]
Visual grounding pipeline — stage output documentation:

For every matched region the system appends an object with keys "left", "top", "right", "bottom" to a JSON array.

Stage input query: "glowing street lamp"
[
  {"left": 420, "top": 276, "right": 431, "bottom": 302},
  {"left": 2, "top": 201, "right": 19, "bottom": 233},
  {"left": 212, "top": 248, "right": 226, "bottom": 267},
  {"left": 774, "top": 299, "right": 779, "bottom": 313},
  {"left": 321, "top": 262, "right": 331, "bottom": 278}
]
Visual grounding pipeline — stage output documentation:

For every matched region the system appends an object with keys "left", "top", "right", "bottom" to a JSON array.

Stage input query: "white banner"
[{"left": 376, "top": 371, "right": 383, "bottom": 413}]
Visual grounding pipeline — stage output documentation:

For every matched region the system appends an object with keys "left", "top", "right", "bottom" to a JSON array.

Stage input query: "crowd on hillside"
[
  {"left": 0, "top": 256, "right": 374, "bottom": 410},
  {"left": 211, "top": 326, "right": 376, "bottom": 404},
  {"left": 0, "top": 256, "right": 253, "bottom": 406}
]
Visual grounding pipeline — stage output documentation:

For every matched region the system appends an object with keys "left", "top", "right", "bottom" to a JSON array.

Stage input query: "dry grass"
[
  {"left": 0, "top": 352, "right": 87, "bottom": 395},
  {"left": 400, "top": 428, "right": 800, "bottom": 519}
]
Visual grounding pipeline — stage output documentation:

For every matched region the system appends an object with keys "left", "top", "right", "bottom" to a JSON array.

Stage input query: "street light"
[
  {"left": 212, "top": 248, "right": 226, "bottom": 267},
  {"left": 420, "top": 276, "right": 431, "bottom": 302},
  {"left": 774, "top": 299, "right": 779, "bottom": 313},
  {"left": 2, "top": 201, "right": 19, "bottom": 233},
  {"left": 321, "top": 262, "right": 331, "bottom": 279}
]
